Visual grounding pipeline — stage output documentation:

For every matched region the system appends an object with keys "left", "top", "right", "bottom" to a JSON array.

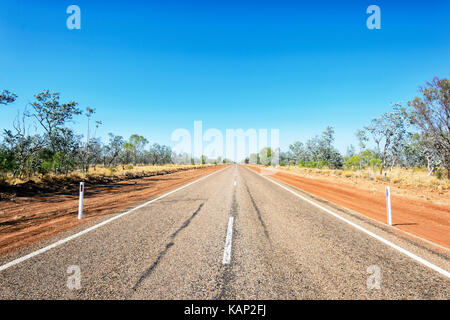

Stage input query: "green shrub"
[{"left": 108, "top": 166, "right": 117, "bottom": 174}]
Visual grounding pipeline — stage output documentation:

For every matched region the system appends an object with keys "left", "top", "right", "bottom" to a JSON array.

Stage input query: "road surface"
[{"left": 0, "top": 165, "right": 448, "bottom": 299}]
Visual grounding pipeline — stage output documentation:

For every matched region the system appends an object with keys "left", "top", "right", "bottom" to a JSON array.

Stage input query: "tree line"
[
  {"left": 0, "top": 90, "right": 177, "bottom": 180},
  {"left": 2, "top": 77, "right": 449, "bottom": 180},
  {"left": 252, "top": 77, "right": 450, "bottom": 179}
]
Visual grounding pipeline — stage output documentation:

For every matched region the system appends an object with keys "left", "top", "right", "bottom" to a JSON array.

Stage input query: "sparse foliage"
[
  {"left": 1, "top": 78, "right": 449, "bottom": 182},
  {"left": 365, "top": 104, "right": 409, "bottom": 175},
  {"left": 408, "top": 77, "right": 449, "bottom": 178},
  {"left": 0, "top": 90, "right": 17, "bottom": 105},
  {"left": 0, "top": 89, "right": 180, "bottom": 182}
]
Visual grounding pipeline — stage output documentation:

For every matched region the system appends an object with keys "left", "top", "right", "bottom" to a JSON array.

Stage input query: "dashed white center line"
[{"left": 222, "top": 217, "right": 234, "bottom": 264}]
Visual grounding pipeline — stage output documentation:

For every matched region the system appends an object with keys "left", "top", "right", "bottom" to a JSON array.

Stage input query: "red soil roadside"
[
  {"left": 0, "top": 165, "right": 226, "bottom": 256},
  {"left": 247, "top": 165, "right": 450, "bottom": 250}
]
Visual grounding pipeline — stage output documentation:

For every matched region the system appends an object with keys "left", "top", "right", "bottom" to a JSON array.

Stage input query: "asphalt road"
[{"left": 0, "top": 165, "right": 449, "bottom": 299}]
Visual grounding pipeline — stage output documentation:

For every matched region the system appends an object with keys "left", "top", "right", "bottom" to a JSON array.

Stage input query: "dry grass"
[
  {"left": 278, "top": 166, "right": 449, "bottom": 190},
  {"left": 4, "top": 164, "right": 216, "bottom": 186}
]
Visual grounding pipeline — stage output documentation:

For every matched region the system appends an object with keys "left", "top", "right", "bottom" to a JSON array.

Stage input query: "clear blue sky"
[{"left": 1, "top": 0, "right": 449, "bottom": 153}]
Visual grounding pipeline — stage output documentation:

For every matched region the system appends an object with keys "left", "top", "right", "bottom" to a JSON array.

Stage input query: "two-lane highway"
[{"left": 0, "top": 165, "right": 448, "bottom": 299}]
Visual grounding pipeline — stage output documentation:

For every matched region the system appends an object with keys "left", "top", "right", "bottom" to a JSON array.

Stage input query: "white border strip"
[
  {"left": 246, "top": 166, "right": 450, "bottom": 279},
  {"left": 275, "top": 168, "right": 450, "bottom": 253},
  {"left": 0, "top": 166, "right": 230, "bottom": 272},
  {"left": 223, "top": 217, "right": 234, "bottom": 264}
]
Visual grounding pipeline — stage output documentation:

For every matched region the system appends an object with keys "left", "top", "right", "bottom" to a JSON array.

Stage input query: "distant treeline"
[
  {"left": 0, "top": 90, "right": 209, "bottom": 180},
  {"left": 246, "top": 77, "right": 449, "bottom": 179},
  {"left": 2, "top": 77, "right": 449, "bottom": 180}
]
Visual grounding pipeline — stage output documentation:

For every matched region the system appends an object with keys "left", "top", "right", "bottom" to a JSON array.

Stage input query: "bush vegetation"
[
  {"left": 0, "top": 89, "right": 214, "bottom": 185},
  {"left": 250, "top": 77, "right": 449, "bottom": 182}
]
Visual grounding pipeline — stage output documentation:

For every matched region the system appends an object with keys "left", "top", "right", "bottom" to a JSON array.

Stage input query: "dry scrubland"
[
  {"left": 248, "top": 164, "right": 450, "bottom": 249},
  {"left": 279, "top": 166, "right": 449, "bottom": 190},
  {"left": 0, "top": 165, "right": 224, "bottom": 255},
  {"left": 1, "top": 164, "right": 215, "bottom": 186},
  {"left": 275, "top": 165, "right": 449, "bottom": 209}
]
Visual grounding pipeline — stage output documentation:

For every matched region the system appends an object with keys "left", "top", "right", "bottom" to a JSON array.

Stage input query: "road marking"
[
  {"left": 234, "top": 180, "right": 237, "bottom": 186},
  {"left": 0, "top": 166, "right": 231, "bottom": 272},
  {"left": 246, "top": 166, "right": 450, "bottom": 279},
  {"left": 223, "top": 217, "right": 234, "bottom": 264}
]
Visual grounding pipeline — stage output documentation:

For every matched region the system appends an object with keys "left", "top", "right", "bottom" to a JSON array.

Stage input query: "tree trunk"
[
  {"left": 379, "top": 160, "right": 384, "bottom": 175},
  {"left": 426, "top": 155, "right": 435, "bottom": 176}
]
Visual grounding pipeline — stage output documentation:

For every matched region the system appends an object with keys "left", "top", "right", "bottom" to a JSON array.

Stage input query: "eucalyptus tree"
[
  {"left": 104, "top": 133, "right": 124, "bottom": 166},
  {"left": 259, "top": 147, "right": 273, "bottom": 165},
  {"left": 355, "top": 129, "right": 369, "bottom": 169},
  {"left": 403, "top": 133, "right": 440, "bottom": 175},
  {"left": 3, "top": 112, "right": 43, "bottom": 178},
  {"left": 42, "top": 128, "right": 80, "bottom": 175},
  {"left": 365, "top": 104, "right": 409, "bottom": 175},
  {"left": 28, "top": 90, "right": 81, "bottom": 154},
  {"left": 78, "top": 107, "right": 102, "bottom": 172},
  {"left": 408, "top": 77, "right": 449, "bottom": 178},
  {"left": 127, "top": 134, "right": 148, "bottom": 165},
  {"left": 288, "top": 141, "right": 305, "bottom": 164}
]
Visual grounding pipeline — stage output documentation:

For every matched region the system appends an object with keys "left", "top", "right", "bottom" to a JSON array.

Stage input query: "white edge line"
[
  {"left": 276, "top": 168, "right": 450, "bottom": 254},
  {"left": 245, "top": 166, "right": 450, "bottom": 279},
  {"left": 222, "top": 217, "right": 234, "bottom": 265},
  {"left": 0, "top": 166, "right": 230, "bottom": 272}
]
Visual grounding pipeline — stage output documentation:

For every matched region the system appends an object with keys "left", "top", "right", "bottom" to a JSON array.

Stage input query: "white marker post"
[
  {"left": 386, "top": 186, "right": 392, "bottom": 226},
  {"left": 78, "top": 182, "right": 85, "bottom": 220}
]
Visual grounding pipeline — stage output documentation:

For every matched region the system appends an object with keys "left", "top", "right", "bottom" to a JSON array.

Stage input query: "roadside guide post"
[
  {"left": 78, "top": 182, "right": 85, "bottom": 220},
  {"left": 386, "top": 186, "right": 392, "bottom": 226}
]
